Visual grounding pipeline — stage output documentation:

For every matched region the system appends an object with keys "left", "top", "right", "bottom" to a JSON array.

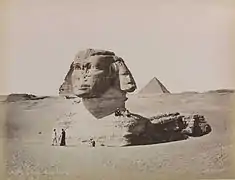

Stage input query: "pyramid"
[{"left": 139, "top": 77, "right": 170, "bottom": 94}]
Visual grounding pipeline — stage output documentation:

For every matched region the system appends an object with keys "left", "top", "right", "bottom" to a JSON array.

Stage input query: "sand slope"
[{"left": 2, "top": 92, "right": 235, "bottom": 180}]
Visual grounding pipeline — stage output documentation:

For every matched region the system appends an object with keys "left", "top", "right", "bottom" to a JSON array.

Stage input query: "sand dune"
[{"left": 1, "top": 91, "right": 235, "bottom": 179}]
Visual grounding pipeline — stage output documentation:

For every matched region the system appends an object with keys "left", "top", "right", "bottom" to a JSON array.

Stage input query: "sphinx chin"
[
  {"left": 73, "top": 90, "right": 90, "bottom": 97},
  {"left": 74, "top": 90, "right": 105, "bottom": 99},
  {"left": 77, "top": 86, "right": 127, "bottom": 119},
  {"left": 72, "top": 86, "right": 94, "bottom": 97}
]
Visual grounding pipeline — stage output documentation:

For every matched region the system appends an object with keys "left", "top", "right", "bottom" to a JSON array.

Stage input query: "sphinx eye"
[
  {"left": 95, "top": 63, "right": 103, "bottom": 70},
  {"left": 74, "top": 64, "right": 81, "bottom": 70},
  {"left": 85, "top": 63, "right": 91, "bottom": 69}
]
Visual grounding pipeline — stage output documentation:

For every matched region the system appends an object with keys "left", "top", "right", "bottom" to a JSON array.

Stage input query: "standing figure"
[
  {"left": 89, "top": 138, "right": 96, "bottom": 147},
  {"left": 59, "top": 129, "right": 66, "bottom": 146},
  {"left": 115, "top": 108, "right": 122, "bottom": 116},
  {"left": 52, "top": 129, "right": 58, "bottom": 146}
]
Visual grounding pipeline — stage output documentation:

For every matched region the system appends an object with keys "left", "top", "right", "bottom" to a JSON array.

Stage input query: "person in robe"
[
  {"left": 59, "top": 129, "right": 66, "bottom": 146},
  {"left": 52, "top": 129, "right": 58, "bottom": 146}
]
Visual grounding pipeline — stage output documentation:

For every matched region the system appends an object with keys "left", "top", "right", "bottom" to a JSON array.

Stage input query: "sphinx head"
[{"left": 59, "top": 49, "right": 137, "bottom": 99}]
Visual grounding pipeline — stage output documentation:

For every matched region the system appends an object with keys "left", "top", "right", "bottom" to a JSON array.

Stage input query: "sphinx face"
[{"left": 71, "top": 55, "right": 116, "bottom": 98}]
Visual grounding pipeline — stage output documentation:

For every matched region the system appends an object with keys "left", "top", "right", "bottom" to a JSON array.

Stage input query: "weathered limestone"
[
  {"left": 59, "top": 49, "right": 136, "bottom": 98},
  {"left": 59, "top": 48, "right": 136, "bottom": 119},
  {"left": 59, "top": 49, "right": 211, "bottom": 146}
]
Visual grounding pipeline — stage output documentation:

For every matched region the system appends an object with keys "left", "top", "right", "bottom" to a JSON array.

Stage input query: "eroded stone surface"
[
  {"left": 59, "top": 49, "right": 136, "bottom": 98},
  {"left": 58, "top": 49, "right": 211, "bottom": 146},
  {"left": 59, "top": 49, "right": 136, "bottom": 118}
]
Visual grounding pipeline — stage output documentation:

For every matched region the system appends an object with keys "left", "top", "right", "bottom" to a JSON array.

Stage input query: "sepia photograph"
[{"left": 1, "top": 0, "right": 235, "bottom": 179}]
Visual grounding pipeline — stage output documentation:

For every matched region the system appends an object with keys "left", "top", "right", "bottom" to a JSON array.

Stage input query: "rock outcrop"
[
  {"left": 6, "top": 94, "right": 49, "bottom": 102},
  {"left": 6, "top": 94, "right": 37, "bottom": 102}
]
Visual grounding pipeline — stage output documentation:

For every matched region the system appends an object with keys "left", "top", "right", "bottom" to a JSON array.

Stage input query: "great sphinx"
[{"left": 59, "top": 49, "right": 211, "bottom": 146}]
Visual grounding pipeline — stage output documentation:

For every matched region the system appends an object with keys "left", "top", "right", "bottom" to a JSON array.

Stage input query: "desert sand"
[{"left": 1, "top": 91, "right": 234, "bottom": 180}]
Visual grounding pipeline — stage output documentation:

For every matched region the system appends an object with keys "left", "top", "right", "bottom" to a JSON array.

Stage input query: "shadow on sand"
[{"left": 124, "top": 126, "right": 212, "bottom": 147}]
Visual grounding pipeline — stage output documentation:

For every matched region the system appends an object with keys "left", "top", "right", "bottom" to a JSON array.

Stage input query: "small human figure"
[
  {"left": 59, "top": 129, "right": 66, "bottom": 146},
  {"left": 115, "top": 108, "right": 121, "bottom": 116},
  {"left": 52, "top": 129, "right": 58, "bottom": 146},
  {"left": 89, "top": 138, "right": 95, "bottom": 147},
  {"left": 181, "top": 118, "right": 195, "bottom": 135},
  {"left": 124, "top": 109, "right": 131, "bottom": 117}
]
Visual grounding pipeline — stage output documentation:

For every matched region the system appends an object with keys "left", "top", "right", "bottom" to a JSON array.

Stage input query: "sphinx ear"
[
  {"left": 59, "top": 62, "right": 74, "bottom": 95},
  {"left": 112, "top": 57, "right": 137, "bottom": 93}
]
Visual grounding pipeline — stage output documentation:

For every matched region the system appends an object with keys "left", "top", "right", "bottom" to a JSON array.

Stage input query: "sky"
[{"left": 1, "top": 0, "right": 235, "bottom": 95}]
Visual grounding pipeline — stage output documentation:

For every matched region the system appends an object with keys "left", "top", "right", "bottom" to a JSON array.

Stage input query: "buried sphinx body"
[{"left": 59, "top": 49, "right": 211, "bottom": 147}]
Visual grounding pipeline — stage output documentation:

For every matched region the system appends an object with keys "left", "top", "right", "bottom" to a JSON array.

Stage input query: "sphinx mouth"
[
  {"left": 81, "top": 84, "right": 90, "bottom": 88},
  {"left": 78, "top": 88, "right": 89, "bottom": 92},
  {"left": 78, "top": 84, "right": 91, "bottom": 90}
]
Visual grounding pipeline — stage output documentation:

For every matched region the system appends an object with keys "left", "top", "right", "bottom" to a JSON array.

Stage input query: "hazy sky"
[{"left": 1, "top": 0, "right": 235, "bottom": 95}]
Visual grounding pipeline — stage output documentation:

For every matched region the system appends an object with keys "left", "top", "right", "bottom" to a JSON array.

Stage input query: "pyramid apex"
[
  {"left": 152, "top": 77, "right": 158, "bottom": 81},
  {"left": 139, "top": 77, "right": 170, "bottom": 94}
]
